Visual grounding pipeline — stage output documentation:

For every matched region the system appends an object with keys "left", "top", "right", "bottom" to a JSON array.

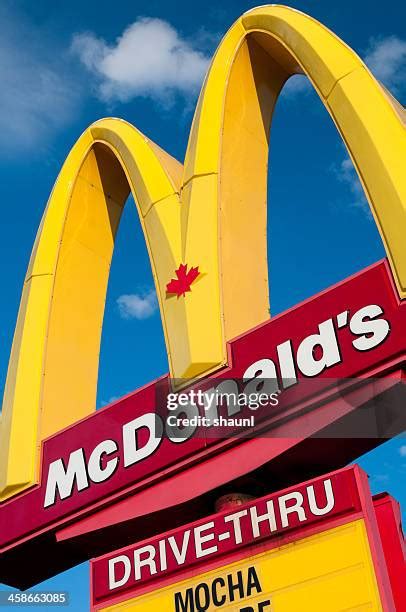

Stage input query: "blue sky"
[{"left": 0, "top": 0, "right": 405, "bottom": 609}]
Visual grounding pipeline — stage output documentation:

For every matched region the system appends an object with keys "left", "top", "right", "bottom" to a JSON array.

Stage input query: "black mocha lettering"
[{"left": 174, "top": 566, "right": 262, "bottom": 611}]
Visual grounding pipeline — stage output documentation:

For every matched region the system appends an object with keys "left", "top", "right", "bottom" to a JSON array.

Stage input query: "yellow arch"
[
  {"left": 1, "top": 5, "right": 405, "bottom": 500},
  {"left": 183, "top": 5, "right": 406, "bottom": 343},
  {"left": 0, "top": 120, "right": 185, "bottom": 498}
]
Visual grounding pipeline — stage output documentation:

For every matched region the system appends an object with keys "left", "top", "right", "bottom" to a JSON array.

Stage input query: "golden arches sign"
[{"left": 0, "top": 5, "right": 405, "bottom": 501}]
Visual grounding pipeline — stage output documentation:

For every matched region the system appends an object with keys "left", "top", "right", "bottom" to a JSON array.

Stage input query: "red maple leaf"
[{"left": 166, "top": 264, "right": 200, "bottom": 298}]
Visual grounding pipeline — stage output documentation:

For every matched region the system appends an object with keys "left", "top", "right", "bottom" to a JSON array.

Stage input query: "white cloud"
[
  {"left": 117, "top": 289, "right": 158, "bottom": 320},
  {"left": 399, "top": 445, "right": 406, "bottom": 457},
  {"left": 333, "top": 156, "right": 372, "bottom": 219},
  {"left": 279, "top": 37, "right": 406, "bottom": 102},
  {"left": 281, "top": 36, "right": 406, "bottom": 102},
  {"left": 0, "top": 6, "right": 79, "bottom": 152},
  {"left": 107, "top": 396, "right": 120, "bottom": 404},
  {"left": 72, "top": 18, "right": 210, "bottom": 104},
  {"left": 371, "top": 473, "right": 389, "bottom": 483},
  {"left": 331, "top": 36, "right": 406, "bottom": 218},
  {"left": 100, "top": 395, "right": 119, "bottom": 407},
  {"left": 99, "top": 394, "right": 129, "bottom": 408},
  {"left": 281, "top": 74, "right": 312, "bottom": 98},
  {"left": 364, "top": 36, "right": 406, "bottom": 98}
]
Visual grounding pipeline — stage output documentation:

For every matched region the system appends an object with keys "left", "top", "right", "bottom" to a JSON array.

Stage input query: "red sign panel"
[
  {"left": 0, "top": 260, "right": 405, "bottom": 588},
  {"left": 91, "top": 465, "right": 405, "bottom": 611},
  {"left": 92, "top": 467, "right": 361, "bottom": 605}
]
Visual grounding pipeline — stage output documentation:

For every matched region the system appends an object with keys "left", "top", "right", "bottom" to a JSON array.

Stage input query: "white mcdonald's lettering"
[
  {"left": 43, "top": 304, "right": 389, "bottom": 508},
  {"left": 266, "top": 303, "right": 389, "bottom": 382},
  {"left": 44, "top": 414, "right": 163, "bottom": 508},
  {"left": 107, "top": 479, "right": 335, "bottom": 590}
]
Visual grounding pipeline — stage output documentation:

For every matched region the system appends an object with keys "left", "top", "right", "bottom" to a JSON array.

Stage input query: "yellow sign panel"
[{"left": 102, "top": 520, "right": 382, "bottom": 611}]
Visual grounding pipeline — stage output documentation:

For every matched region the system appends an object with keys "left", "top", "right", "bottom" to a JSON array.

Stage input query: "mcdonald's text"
[
  {"left": 1, "top": 260, "right": 404, "bottom": 585},
  {"left": 43, "top": 302, "right": 389, "bottom": 508}
]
